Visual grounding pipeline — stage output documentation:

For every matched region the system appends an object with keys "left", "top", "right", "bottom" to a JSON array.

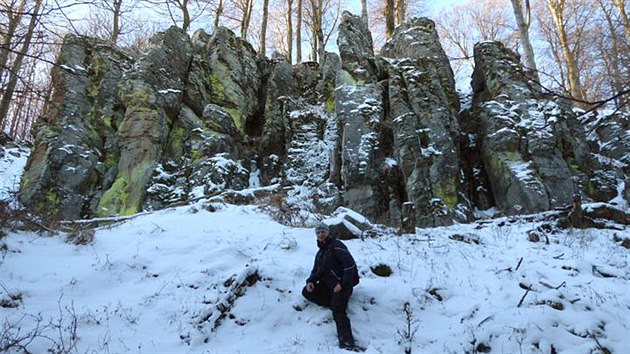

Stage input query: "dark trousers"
[{"left": 302, "top": 283, "right": 354, "bottom": 344}]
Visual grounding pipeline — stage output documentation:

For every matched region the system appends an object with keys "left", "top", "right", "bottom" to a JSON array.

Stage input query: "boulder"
[{"left": 201, "top": 27, "right": 261, "bottom": 136}]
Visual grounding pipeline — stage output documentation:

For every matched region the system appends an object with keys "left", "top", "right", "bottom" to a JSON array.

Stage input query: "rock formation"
[{"left": 19, "top": 13, "right": 628, "bottom": 227}]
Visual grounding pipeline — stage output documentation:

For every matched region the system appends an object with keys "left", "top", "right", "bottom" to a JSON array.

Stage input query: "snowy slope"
[
  {"left": 2, "top": 143, "right": 630, "bottom": 354},
  {"left": 0, "top": 145, "right": 28, "bottom": 202},
  {"left": 2, "top": 199, "right": 629, "bottom": 353}
]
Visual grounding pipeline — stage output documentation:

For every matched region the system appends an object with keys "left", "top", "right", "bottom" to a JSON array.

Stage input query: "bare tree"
[
  {"left": 141, "top": 0, "right": 212, "bottom": 32},
  {"left": 435, "top": 0, "right": 517, "bottom": 81},
  {"left": 286, "top": 0, "right": 294, "bottom": 62},
  {"left": 259, "top": 0, "right": 270, "bottom": 55},
  {"left": 546, "top": 0, "right": 586, "bottom": 104},
  {"left": 384, "top": 0, "right": 395, "bottom": 40},
  {"left": 296, "top": 0, "right": 302, "bottom": 62},
  {"left": 612, "top": 0, "right": 630, "bottom": 39},
  {"left": 0, "top": 0, "right": 28, "bottom": 85},
  {"left": 213, "top": 0, "right": 223, "bottom": 31},
  {"left": 509, "top": 0, "right": 539, "bottom": 80},
  {"left": 112, "top": 0, "right": 123, "bottom": 42},
  {"left": 303, "top": 0, "right": 344, "bottom": 63},
  {"left": 302, "top": 0, "right": 345, "bottom": 63},
  {"left": 594, "top": 0, "right": 629, "bottom": 109},
  {"left": 236, "top": 0, "right": 254, "bottom": 39},
  {"left": 360, "top": 0, "right": 368, "bottom": 25},
  {"left": 0, "top": 0, "right": 43, "bottom": 132},
  {"left": 82, "top": 0, "right": 142, "bottom": 45},
  {"left": 395, "top": 0, "right": 406, "bottom": 26},
  {"left": 368, "top": 0, "right": 425, "bottom": 47}
]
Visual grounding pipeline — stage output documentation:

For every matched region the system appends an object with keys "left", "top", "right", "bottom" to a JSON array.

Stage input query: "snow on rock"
[{"left": 1, "top": 204, "right": 628, "bottom": 353}]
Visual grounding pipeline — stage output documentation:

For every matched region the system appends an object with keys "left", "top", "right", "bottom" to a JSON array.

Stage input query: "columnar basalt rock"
[
  {"left": 471, "top": 41, "right": 593, "bottom": 214},
  {"left": 335, "top": 12, "right": 390, "bottom": 223},
  {"left": 19, "top": 15, "right": 625, "bottom": 225},
  {"left": 381, "top": 17, "right": 460, "bottom": 115},
  {"left": 580, "top": 111, "right": 629, "bottom": 204},
  {"left": 20, "top": 34, "right": 131, "bottom": 219},
  {"left": 97, "top": 26, "right": 193, "bottom": 217},
  {"left": 257, "top": 55, "right": 294, "bottom": 186},
  {"left": 381, "top": 18, "right": 469, "bottom": 227}
]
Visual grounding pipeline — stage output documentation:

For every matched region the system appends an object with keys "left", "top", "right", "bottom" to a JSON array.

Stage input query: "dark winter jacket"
[{"left": 306, "top": 236, "right": 359, "bottom": 290}]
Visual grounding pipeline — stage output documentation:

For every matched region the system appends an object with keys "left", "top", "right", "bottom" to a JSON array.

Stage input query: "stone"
[
  {"left": 471, "top": 41, "right": 592, "bottom": 215},
  {"left": 337, "top": 11, "right": 377, "bottom": 83},
  {"left": 97, "top": 26, "right": 193, "bottom": 217},
  {"left": 381, "top": 17, "right": 459, "bottom": 113},
  {"left": 20, "top": 33, "right": 132, "bottom": 219}
]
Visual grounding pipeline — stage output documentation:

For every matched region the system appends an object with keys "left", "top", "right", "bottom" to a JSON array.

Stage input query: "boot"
[{"left": 334, "top": 314, "right": 355, "bottom": 348}]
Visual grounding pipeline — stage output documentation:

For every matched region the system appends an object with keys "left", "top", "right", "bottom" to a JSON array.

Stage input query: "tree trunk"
[
  {"left": 240, "top": 0, "right": 253, "bottom": 39},
  {"left": 315, "top": 0, "right": 324, "bottom": 64},
  {"left": 547, "top": 0, "right": 586, "bottom": 105},
  {"left": 0, "top": 0, "right": 42, "bottom": 130},
  {"left": 510, "top": 0, "right": 539, "bottom": 81},
  {"left": 385, "top": 0, "right": 395, "bottom": 40},
  {"left": 310, "top": 0, "right": 320, "bottom": 62},
  {"left": 214, "top": 0, "right": 223, "bottom": 31},
  {"left": 287, "top": 0, "right": 293, "bottom": 63},
  {"left": 296, "top": 0, "right": 302, "bottom": 63},
  {"left": 295, "top": 0, "right": 302, "bottom": 64},
  {"left": 111, "top": 0, "right": 122, "bottom": 43},
  {"left": 599, "top": 0, "right": 626, "bottom": 109},
  {"left": 395, "top": 0, "right": 406, "bottom": 26},
  {"left": 360, "top": 0, "right": 368, "bottom": 26},
  {"left": 612, "top": 0, "right": 630, "bottom": 39},
  {"left": 259, "top": 0, "right": 269, "bottom": 55},
  {"left": 181, "top": 0, "right": 191, "bottom": 32},
  {"left": 0, "top": 0, "right": 27, "bottom": 89}
]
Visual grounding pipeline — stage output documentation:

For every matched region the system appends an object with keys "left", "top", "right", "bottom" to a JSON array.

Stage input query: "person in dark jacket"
[{"left": 302, "top": 222, "right": 360, "bottom": 351}]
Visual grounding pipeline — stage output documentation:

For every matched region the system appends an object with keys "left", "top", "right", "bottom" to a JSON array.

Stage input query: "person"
[{"left": 302, "top": 222, "right": 361, "bottom": 351}]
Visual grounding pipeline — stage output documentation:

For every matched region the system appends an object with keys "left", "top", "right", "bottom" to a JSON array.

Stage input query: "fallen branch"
[
  {"left": 59, "top": 211, "right": 152, "bottom": 226},
  {"left": 517, "top": 287, "right": 531, "bottom": 307},
  {"left": 515, "top": 257, "right": 523, "bottom": 271}
]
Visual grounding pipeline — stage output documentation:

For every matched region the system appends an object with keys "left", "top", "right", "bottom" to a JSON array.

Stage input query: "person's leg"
[
  {"left": 302, "top": 283, "right": 332, "bottom": 307},
  {"left": 331, "top": 287, "right": 354, "bottom": 347}
]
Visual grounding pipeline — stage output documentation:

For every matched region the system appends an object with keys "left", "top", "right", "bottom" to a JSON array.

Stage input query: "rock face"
[
  {"left": 469, "top": 42, "right": 598, "bottom": 215},
  {"left": 20, "top": 34, "right": 132, "bottom": 219},
  {"left": 381, "top": 17, "right": 469, "bottom": 227},
  {"left": 20, "top": 16, "right": 627, "bottom": 225},
  {"left": 335, "top": 12, "right": 389, "bottom": 224}
]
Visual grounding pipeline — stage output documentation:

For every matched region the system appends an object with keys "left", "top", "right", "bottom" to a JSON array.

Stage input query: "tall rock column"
[
  {"left": 97, "top": 27, "right": 192, "bottom": 216},
  {"left": 20, "top": 34, "right": 131, "bottom": 219},
  {"left": 336, "top": 11, "right": 389, "bottom": 223},
  {"left": 381, "top": 18, "right": 469, "bottom": 227},
  {"left": 471, "top": 41, "right": 592, "bottom": 214}
]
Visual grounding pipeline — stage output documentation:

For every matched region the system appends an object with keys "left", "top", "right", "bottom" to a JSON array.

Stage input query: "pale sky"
[{"left": 343, "top": 0, "right": 466, "bottom": 16}]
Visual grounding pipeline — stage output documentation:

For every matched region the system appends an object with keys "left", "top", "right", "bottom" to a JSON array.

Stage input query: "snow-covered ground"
[{"left": 1, "top": 146, "right": 629, "bottom": 354}]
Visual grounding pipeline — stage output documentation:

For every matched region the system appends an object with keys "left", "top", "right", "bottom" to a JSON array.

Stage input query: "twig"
[
  {"left": 515, "top": 257, "right": 523, "bottom": 271},
  {"left": 517, "top": 287, "right": 531, "bottom": 307},
  {"left": 553, "top": 253, "right": 564, "bottom": 259},
  {"left": 554, "top": 281, "right": 566, "bottom": 290},
  {"left": 59, "top": 211, "right": 151, "bottom": 225}
]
